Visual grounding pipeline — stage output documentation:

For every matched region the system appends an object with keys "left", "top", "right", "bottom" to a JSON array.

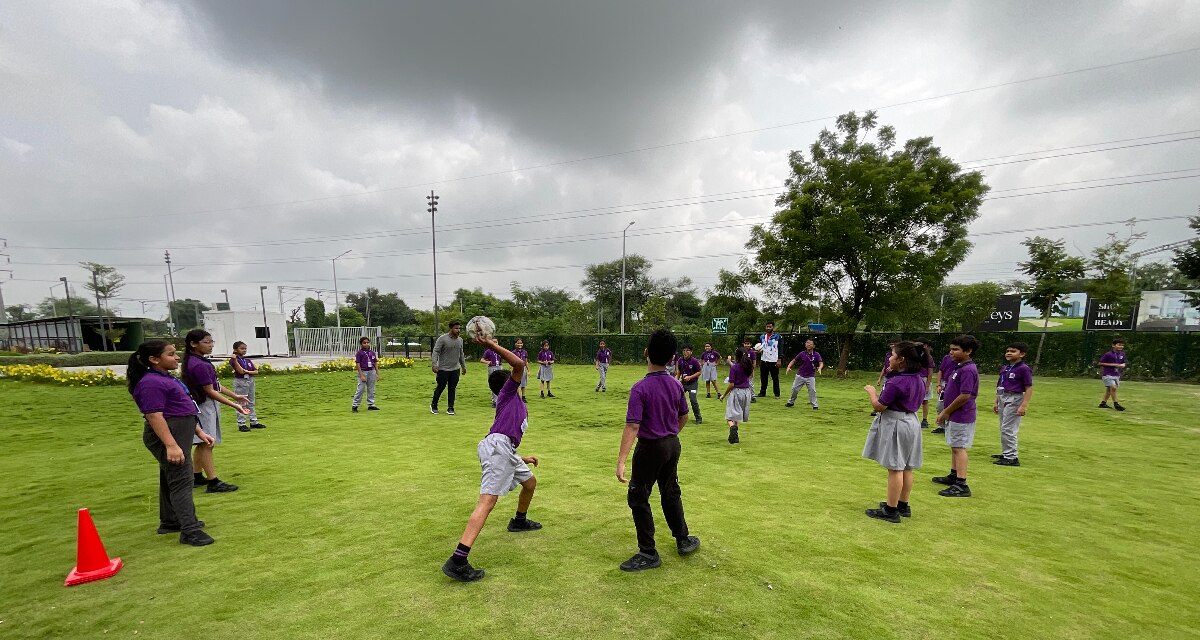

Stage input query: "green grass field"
[{"left": 2, "top": 365, "right": 1199, "bottom": 639}]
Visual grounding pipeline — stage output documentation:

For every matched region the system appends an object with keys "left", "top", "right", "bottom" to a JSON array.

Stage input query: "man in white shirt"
[{"left": 756, "top": 321, "right": 781, "bottom": 399}]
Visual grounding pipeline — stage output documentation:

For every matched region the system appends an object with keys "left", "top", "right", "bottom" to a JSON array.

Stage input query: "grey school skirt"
[
  {"left": 701, "top": 362, "right": 718, "bottom": 382},
  {"left": 725, "top": 387, "right": 753, "bottom": 422},
  {"left": 193, "top": 398, "right": 221, "bottom": 445},
  {"left": 862, "top": 410, "right": 922, "bottom": 470},
  {"left": 537, "top": 364, "right": 554, "bottom": 381}
]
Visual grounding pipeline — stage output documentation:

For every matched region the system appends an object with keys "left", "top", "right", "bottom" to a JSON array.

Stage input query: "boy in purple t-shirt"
[
  {"left": 993, "top": 341, "right": 1034, "bottom": 467},
  {"left": 595, "top": 340, "right": 612, "bottom": 392},
  {"left": 931, "top": 349, "right": 956, "bottom": 435},
  {"left": 352, "top": 337, "right": 381, "bottom": 412},
  {"left": 933, "top": 335, "right": 980, "bottom": 498},
  {"left": 442, "top": 336, "right": 542, "bottom": 583},
  {"left": 615, "top": 329, "right": 701, "bottom": 572},
  {"left": 1097, "top": 339, "right": 1128, "bottom": 411}
]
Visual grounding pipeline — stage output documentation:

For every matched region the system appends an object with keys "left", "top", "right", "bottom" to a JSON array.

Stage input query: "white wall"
[{"left": 203, "top": 311, "right": 289, "bottom": 357}]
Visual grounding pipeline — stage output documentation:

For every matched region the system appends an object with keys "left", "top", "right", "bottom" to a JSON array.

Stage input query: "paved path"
[{"left": 62, "top": 356, "right": 425, "bottom": 377}]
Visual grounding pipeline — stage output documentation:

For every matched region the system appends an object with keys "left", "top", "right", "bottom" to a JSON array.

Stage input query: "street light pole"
[
  {"left": 164, "top": 251, "right": 178, "bottom": 335},
  {"left": 332, "top": 250, "right": 352, "bottom": 329},
  {"left": 260, "top": 285, "right": 270, "bottom": 356},
  {"left": 427, "top": 191, "right": 440, "bottom": 335},
  {"left": 61, "top": 276, "right": 76, "bottom": 352},
  {"left": 621, "top": 221, "right": 635, "bottom": 335}
]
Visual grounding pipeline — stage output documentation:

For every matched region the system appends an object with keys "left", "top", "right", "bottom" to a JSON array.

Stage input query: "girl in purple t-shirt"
[
  {"left": 862, "top": 340, "right": 929, "bottom": 524},
  {"left": 181, "top": 329, "right": 249, "bottom": 494},
  {"left": 721, "top": 348, "right": 755, "bottom": 444},
  {"left": 536, "top": 340, "right": 555, "bottom": 399}
]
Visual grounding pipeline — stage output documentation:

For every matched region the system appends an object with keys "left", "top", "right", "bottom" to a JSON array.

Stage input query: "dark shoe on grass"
[
  {"left": 1114, "top": 402, "right": 1126, "bottom": 412},
  {"left": 547, "top": 392, "right": 556, "bottom": 398},
  {"left": 250, "top": 422, "right": 266, "bottom": 429},
  {"left": 921, "top": 419, "right": 929, "bottom": 428},
  {"left": 619, "top": 552, "right": 662, "bottom": 572},
  {"left": 993, "top": 457, "right": 1020, "bottom": 467},
  {"left": 931, "top": 426, "right": 945, "bottom": 434},
  {"left": 193, "top": 476, "right": 207, "bottom": 488},
  {"left": 1098, "top": 402, "right": 1110, "bottom": 409},
  {"left": 938, "top": 483, "right": 972, "bottom": 498},
  {"left": 677, "top": 536, "right": 701, "bottom": 555},
  {"left": 880, "top": 501, "right": 911, "bottom": 518},
  {"left": 728, "top": 427, "right": 739, "bottom": 444},
  {"left": 865, "top": 508, "right": 901, "bottom": 523},
  {"left": 180, "top": 530, "right": 215, "bottom": 546},
  {"left": 507, "top": 518, "right": 543, "bottom": 532},
  {"left": 430, "top": 406, "right": 438, "bottom": 414},
  {"left": 368, "top": 406, "right": 380, "bottom": 411},
  {"left": 158, "top": 520, "right": 205, "bottom": 534},
  {"left": 238, "top": 425, "right": 251, "bottom": 433},
  {"left": 447, "top": 409, "right": 456, "bottom": 416},
  {"left": 352, "top": 406, "right": 359, "bottom": 413},
  {"left": 206, "top": 480, "right": 238, "bottom": 493},
  {"left": 785, "top": 402, "right": 794, "bottom": 408},
  {"left": 931, "top": 474, "right": 957, "bottom": 486},
  {"left": 442, "top": 558, "right": 485, "bottom": 582}
]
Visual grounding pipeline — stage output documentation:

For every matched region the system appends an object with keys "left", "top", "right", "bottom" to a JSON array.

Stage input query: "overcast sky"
[{"left": 1, "top": 1, "right": 1198, "bottom": 319}]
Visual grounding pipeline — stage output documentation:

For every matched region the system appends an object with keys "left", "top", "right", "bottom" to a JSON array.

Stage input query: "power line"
[
  {"left": 964, "top": 136, "right": 1199, "bottom": 170},
  {"left": 958, "top": 129, "right": 1200, "bottom": 164}
]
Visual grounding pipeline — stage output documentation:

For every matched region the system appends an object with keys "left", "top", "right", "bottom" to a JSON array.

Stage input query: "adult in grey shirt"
[{"left": 431, "top": 320, "right": 467, "bottom": 415}]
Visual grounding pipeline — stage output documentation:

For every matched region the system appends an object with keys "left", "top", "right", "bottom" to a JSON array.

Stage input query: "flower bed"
[{"left": 0, "top": 358, "right": 415, "bottom": 386}]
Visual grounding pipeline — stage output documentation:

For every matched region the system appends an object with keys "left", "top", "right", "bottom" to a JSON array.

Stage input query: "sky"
[{"left": 1, "top": 0, "right": 1198, "bottom": 320}]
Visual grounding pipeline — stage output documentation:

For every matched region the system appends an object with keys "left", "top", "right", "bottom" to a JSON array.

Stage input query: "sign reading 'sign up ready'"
[{"left": 1084, "top": 298, "right": 1138, "bottom": 331}]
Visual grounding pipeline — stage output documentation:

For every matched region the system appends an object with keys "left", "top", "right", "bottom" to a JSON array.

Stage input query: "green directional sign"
[{"left": 711, "top": 317, "right": 729, "bottom": 334}]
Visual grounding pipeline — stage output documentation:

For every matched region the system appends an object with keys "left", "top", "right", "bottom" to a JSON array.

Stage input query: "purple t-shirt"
[
  {"left": 513, "top": 348, "right": 528, "bottom": 363},
  {"left": 596, "top": 348, "right": 611, "bottom": 364},
  {"left": 878, "top": 372, "right": 925, "bottom": 413},
  {"left": 229, "top": 355, "right": 256, "bottom": 379},
  {"left": 488, "top": 377, "right": 529, "bottom": 447},
  {"left": 538, "top": 349, "right": 554, "bottom": 364},
  {"left": 939, "top": 354, "right": 955, "bottom": 375},
  {"left": 677, "top": 356, "right": 701, "bottom": 379},
  {"left": 482, "top": 348, "right": 501, "bottom": 368},
  {"left": 728, "top": 360, "right": 753, "bottom": 388},
  {"left": 626, "top": 371, "right": 689, "bottom": 439},
  {"left": 943, "top": 360, "right": 980, "bottom": 424},
  {"left": 881, "top": 352, "right": 893, "bottom": 373},
  {"left": 791, "top": 350, "right": 822, "bottom": 377},
  {"left": 998, "top": 362, "right": 1034, "bottom": 393},
  {"left": 184, "top": 354, "right": 218, "bottom": 402},
  {"left": 355, "top": 348, "right": 378, "bottom": 371},
  {"left": 133, "top": 370, "right": 199, "bottom": 418},
  {"left": 1099, "top": 350, "right": 1126, "bottom": 378},
  {"left": 919, "top": 353, "right": 933, "bottom": 380},
  {"left": 701, "top": 350, "right": 721, "bottom": 364}
]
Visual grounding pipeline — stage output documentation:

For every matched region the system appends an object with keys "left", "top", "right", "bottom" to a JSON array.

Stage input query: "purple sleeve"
[
  {"left": 500, "top": 377, "right": 518, "bottom": 400},
  {"left": 815, "top": 352, "right": 823, "bottom": 364},
  {"left": 1021, "top": 367, "right": 1034, "bottom": 388},
  {"left": 960, "top": 367, "right": 980, "bottom": 396},
  {"left": 676, "top": 382, "right": 689, "bottom": 417},
  {"left": 625, "top": 385, "right": 644, "bottom": 425},
  {"left": 194, "top": 360, "right": 218, "bottom": 387},
  {"left": 878, "top": 381, "right": 900, "bottom": 408},
  {"left": 133, "top": 383, "right": 167, "bottom": 415},
  {"left": 1099, "top": 352, "right": 1116, "bottom": 364}
]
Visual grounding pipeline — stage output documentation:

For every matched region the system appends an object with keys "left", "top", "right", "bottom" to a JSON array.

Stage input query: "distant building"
[{"left": 0, "top": 316, "right": 147, "bottom": 353}]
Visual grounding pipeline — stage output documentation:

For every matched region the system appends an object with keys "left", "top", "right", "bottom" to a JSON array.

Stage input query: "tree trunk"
[
  {"left": 837, "top": 332, "right": 854, "bottom": 378},
  {"left": 1033, "top": 301, "right": 1052, "bottom": 372}
]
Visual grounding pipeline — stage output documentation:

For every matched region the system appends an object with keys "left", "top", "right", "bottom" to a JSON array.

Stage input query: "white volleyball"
[{"left": 465, "top": 315, "right": 497, "bottom": 340}]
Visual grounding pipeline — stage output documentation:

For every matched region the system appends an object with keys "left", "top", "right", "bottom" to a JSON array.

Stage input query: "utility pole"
[
  {"left": 621, "top": 221, "right": 635, "bottom": 334},
  {"left": 164, "top": 251, "right": 177, "bottom": 336},
  {"left": 260, "top": 285, "right": 270, "bottom": 356},
  {"left": 89, "top": 268, "right": 107, "bottom": 351},
  {"left": 427, "top": 190, "right": 440, "bottom": 335},
  {"left": 61, "top": 277, "right": 76, "bottom": 351},
  {"left": 0, "top": 237, "right": 10, "bottom": 325},
  {"left": 332, "top": 250, "right": 352, "bottom": 329},
  {"left": 278, "top": 286, "right": 284, "bottom": 315}
]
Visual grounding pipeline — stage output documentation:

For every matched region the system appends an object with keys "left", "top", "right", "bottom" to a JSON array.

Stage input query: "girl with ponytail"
[
  {"left": 721, "top": 346, "right": 756, "bottom": 445},
  {"left": 861, "top": 340, "right": 928, "bottom": 524},
  {"left": 128, "top": 340, "right": 215, "bottom": 546},
  {"left": 181, "top": 329, "right": 249, "bottom": 494}
]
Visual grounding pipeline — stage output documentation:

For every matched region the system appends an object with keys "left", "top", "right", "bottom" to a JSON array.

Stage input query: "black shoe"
[
  {"left": 750, "top": 396, "right": 757, "bottom": 403},
  {"left": 430, "top": 406, "right": 438, "bottom": 414},
  {"left": 540, "top": 391, "right": 545, "bottom": 399},
  {"left": 677, "top": 536, "right": 701, "bottom": 555},
  {"left": 238, "top": 425, "right": 251, "bottom": 433},
  {"left": 193, "top": 476, "right": 207, "bottom": 488},
  {"left": 507, "top": 518, "right": 543, "bottom": 532},
  {"left": 157, "top": 520, "right": 205, "bottom": 534},
  {"left": 921, "top": 420, "right": 929, "bottom": 428},
  {"left": 695, "top": 417, "right": 703, "bottom": 424},
  {"left": 865, "top": 508, "right": 901, "bottom": 523},
  {"left": 521, "top": 397, "right": 527, "bottom": 403},
  {"left": 993, "top": 457, "right": 1020, "bottom": 467},
  {"left": 785, "top": 402, "right": 794, "bottom": 408},
  {"left": 728, "top": 427, "right": 739, "bottom": 444},
  {"left": 716, "top": 393, "right": 722, "bottom": 400},
  {"left": 368, "top": 406, "right": 380, "bottom": 411},
  {"left": 706, "top": 393, "right": 711, "bottom": 398},
  {"left": 1098, "top": 402, "right": 1110, "bottom": 409},
  {"left": 596, "top": 387, "right": 600, "bottom": 392},
  {"left": 1114, "top": 403, "right": 1126, "bottom": 412},
  {"left": 870, "top": 411, "right": 877, "bottom": 417},
  {"left": 602, "top": 388, "right": 606, "bottom": 392},
  {"left": 931, "top": 474, "right": 957, "bottom": 486},
  {"left": 812, "top": 405, "right": 818, "bottom": 410},
  {"left": 352, "top": 406, "right": 359, "bottom": 413},
  {"left": 547, "top": 393, "right": 556, "bottom": 398},
  {"left": 442, "top": 558, "right": 485, "bottom": 582},
  {"left": 939, "top": 483, "right": 972, "bottom": 498},
  {"left": 180, "top": 529, "right": 215, "bottom": 546},
  {"left": 619, "top": 552, "right": 662, "bottom": 572},
  {"left": 447, "top": 408, "right": 455, "bottom": 416},
  {"left": 880, "top": 501, "right": 911, "bottom": 518},
  {"left": 931, "top": 426, "right": 945, "bottom": 434},
  {"left": 206, "top": 480, "right": 239, "bottom": 493},
  {"left": 250, "top": 422, "right": 266, "bottom": 429}
]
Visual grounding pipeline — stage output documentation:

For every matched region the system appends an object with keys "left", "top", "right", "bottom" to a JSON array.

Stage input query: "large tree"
[
  {"left": 940, "top": 282, "right": 1009, "bottom": 332},
  {"left": 169, "top": 299, "right": 210, "bottom": 332},
  {"left": 747, "top": 111, "right": 989, "bottom": 374},
  {"left": 1132, "top": 260, "right": 1194, "bottom": 292},
  {"left": 5, "top": 305, "right": 35, "bottom": 321},
  {"left": 1174, "top": 216, "right": 1200, "bottom": 308},
  {"left": 701, "top": 269, "right": 763, "bottom": 336},
  {"left": 346, "top": 288, "right": 417, "bottom": 327},
  {"left": 1087, "top": 233, "right": 1143, "bottom": 316},
  {"left": 1016, "top": 236, "right": 1087, "bottom": 369},
  {"left": 36, "top": 295, "right": 106, "bottom": 319},
  {"left": 581, "top": 254, "right": 654, "bottom": 332},
  {"left": 304, "top": 298, "right": 327, "bottom": 328},
  {"left": 79, "top": 262, "right": 126, "bottom": 351}
]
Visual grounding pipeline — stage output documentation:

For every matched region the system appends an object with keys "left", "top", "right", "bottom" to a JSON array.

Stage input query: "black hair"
[
  {"left": 232, "top": 341, "right": 246, "bottom": 350},
  {"left": 359, "top": 336, "right": 370, "bottom": 345},
  {"left": 704, "top": 342, "right": 713, "bottom": 348},
  {"left": 733, "top": 347, "right": 754, "bottom": 376},
  {"left": 488, "top": 369, "right": 509, "bottom": 395},
  {"left": 181, "top": 329, "right": 212, "bottom": 403},
  {"left": 448, "top": 320, "right": 462, "bottom": 329},
  {"left": 1112, "top": 339, "right": 1125, "bottom": 346},
  {"left": 541, "top": 340, "right": 550, "bottom": 346},
  {"left": 1006, "top": 341, "right": 1030, "bottom": 354},
  {"left": 892, "top": 341, "right": 928, "bottom": 374},
  {"left": 765, "top": 321, "right": 775, "bottom": 327},
  {"left": 127, "top": 340, "right": 172, "bottom": 395},
  {"left": 682, "top": 344, "right": 693, "bottom": 351},
  {"left": 914, "top": 337, "right": 935, "bottom": 368},
  {"left": 949, "top": 334, "right": 980, "bottom": 356},
  {"left": 646, "top": 329, "right": 678, "bottom": 366}
]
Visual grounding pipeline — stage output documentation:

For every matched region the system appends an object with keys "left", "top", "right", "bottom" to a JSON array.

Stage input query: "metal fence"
[{"left": 293, "top": 327, "right": 383, "bottom": 358}]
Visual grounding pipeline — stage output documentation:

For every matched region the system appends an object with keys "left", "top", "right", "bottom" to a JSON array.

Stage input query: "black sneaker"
[
  {"left": 880, "top": 501, "right": 911, "bottom": 518},
  {"left": 939, "top": 483, "right": 972, "bottom": 498},
  {"left": 619, "top": 552, "right": 662, "bottom": 572},
  {"left": 238, "top": 425, "right": 251, "bottom": 433},
  {"left": 193, "top": 476, "right": 207, "bottom": 488},
  {"left": 507, "top": 518, "right": 542, "bottom": 532},
  {"left": 547, "top": 393, "right": 556, "bottom": 398},
  {"left": 865, "top": 508, "right": 901, "bottom": 523},
  {"left": 447, "top": 409, "right": 456, "bottom": 416},
  {"left": 602, "top": 388, "right": 606, "bottom": 392},
  {"left": 751, "top": 396, "right": 757, "bottom": 403},
  {"left": 442, "top": 557, "right": 485, "bottom": 582},
  {"left": 728, "top": 427, "right": 739, "bottom": 444},
  {"left": 931, "top": 474, "right": 957, "bottom": 486},
  {"left": 993, "top": 457, "right": 1020, "bottom": 467},
  {"left": 595, "top": 387, "right": 600, "bottom": 392},
  {"left": 250, "top": 422, "right": 266, "bottom": 429},
  {"left": 677, "top": 536, "right": 701, "bottom": 555},
  {"left": 430, "top": 406, "right": 438, "bottom": 414},
  {"left": 706, "top": 393, "right": 711, "bottom": 398},
  {"left": 1098, "top": 402, "right": 1110, "bottom": 409},
  {"left": 521, "top": 397, "right": 527, "bottom": 403},
  {"left": 206, "top": 480, "right": 239, "bottom": 493},
  {"left": 931, "top": 426, "right": 945, "bottom": 434},
  {"left": 921, "top": 420, "right": 929, "bottom": 428},
  {"left": 716, "top": 393, "right": 722, "bottom": 400},
  {"left": 1114, "top": 403, "right": 1126, "bottom": 412},
  {"left": 812, "top": 405, "right": 818, "bottom": 410},
  {"left": 695, "top": 417, "right": 703, "bottom": 424},
  {"left": 180, "top": 530, "right": 215, "bottom": 546},
  {"left": 352, "top": 406, "right": 359, "bottom": 413},
  {"left": 785, "top": 402, "right": 794, "bottom": 408},
  {"left": 157, "top": 520, "right": 205, "bottom": 534},
  {"left": 540, "top": 391, "right": 545, "bottom": 399},
  {"left": 368, "top": 406, "right": 380, "bottom": 411},
  {"left": 870, "top": 411, "right": 877, "bottom": 417}
]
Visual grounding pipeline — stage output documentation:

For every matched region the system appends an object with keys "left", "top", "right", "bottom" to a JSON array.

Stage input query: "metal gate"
[{"left": 292, "top": 327, "right": 383, "bottom": 358}]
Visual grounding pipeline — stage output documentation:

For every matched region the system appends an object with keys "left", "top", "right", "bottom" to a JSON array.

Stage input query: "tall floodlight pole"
[
  {"left": 427, "top": 191, "right": 440, "bottom": 334},
  {"left": 620, "top": 221, "right": 635, "bottom": 334},
  {"left": 332, "top": 250, "right": 352, "bottom": 329},
  {"left": 260, "top": 285, "right": 270, "bottom": 356}
]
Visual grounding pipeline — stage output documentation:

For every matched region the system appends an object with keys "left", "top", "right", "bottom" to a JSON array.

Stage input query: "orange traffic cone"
[{"left": 65, "top": 508, "right": 123, "bottom": 586}]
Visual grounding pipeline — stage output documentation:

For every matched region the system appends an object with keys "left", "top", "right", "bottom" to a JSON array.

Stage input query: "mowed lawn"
[{"left": 2, "top": 364, "right": 1199, "bottom": 639}]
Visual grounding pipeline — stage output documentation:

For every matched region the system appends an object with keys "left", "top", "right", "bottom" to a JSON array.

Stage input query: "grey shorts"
[
  {"left": 945, "top": 420, "right": 976, "bottom": 449},
  {"left": 537, "top": 364, "right": 554, "bottom": 381},
  {"left": 725, "top": 387, "right": 753, "bottom": 423},
  {"left": 478, "top": 433, "right": 533, "bottom": 497},
  {"left": 1103, "top": 375, "right": 1120, "bottom": 388},
  {"left": 193, "top": 398, "right": 221, "bottom": 445}
]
